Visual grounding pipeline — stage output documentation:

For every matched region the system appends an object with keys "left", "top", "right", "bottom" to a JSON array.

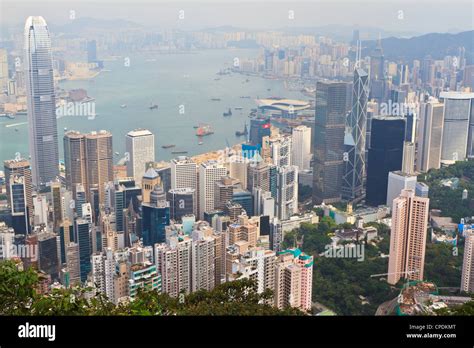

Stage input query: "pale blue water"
[{"left": 0, "top": 49, "right": 304, "bottom": 164}]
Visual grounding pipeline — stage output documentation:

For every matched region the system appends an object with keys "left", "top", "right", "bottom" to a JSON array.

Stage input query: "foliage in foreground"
[{"left": 0, "top": 260, "right": 302, "bottom": 316}]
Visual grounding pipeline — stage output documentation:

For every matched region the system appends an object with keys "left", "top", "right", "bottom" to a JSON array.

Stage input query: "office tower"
[
  {"left": 387, "top": 189, "right": 429, "bottom": 285},
  {"left": 366, "top": 116, "right": 405, "bottom": 206},
  {"left": 37, "top": 231, "right": 59, "bottom": 281},
  {"left": 342, "top": 67, "right": 369, "bottom": 202},
  {"left": 50, "top": 182, "right": 63, "bottom": 231},
  {"left": 227, "top": 247, "right": 276, "bottom": 299},
  {"left": 171, "top": 156, "right": 197, "bottom": 190},
  {"left": 386, "top": 171, "right": 417, "bottom": 210},
  {"left": 230, "top": 160, "right": 248, "bottom": 189},
  {"left": 24, "top": 16, "right": 59, "bottom": 187},
  {"left": 142, "top": 186, "right": 170, "bottom": 246},
  {"left": 249, "top": 118, "right": 271, "bottom": 146},
  {"left": 254, "top": 188, "right": 275, "bottom": 218},
  {"left": 223, "top": 202, "right": 243, "bottom": 222},
  {"left": 313, "top": 81, "right": 350, "bottom": 204},
  {"left": 75, "top": 184, "right": 87, "bottom": 218},
  {"left": 275, "top": 166, "right": 298, "bottom": 221},
  {"left": 125, "top": 129, "right": 155, "bottom": 184},
  {"left": 75, "top": 218, "right": 92, "bottom": 282},
  {"left": 291, "top": 126, "right": 311, "bottom": 171},
  {"left": 232, "top": 189, "right": 253, "bottom": 216},
  {"left": 439, "top": 92, "right": 474, "bottom": 162},
  {"left": 402, "top": 142, "right": 415, "bottom": 175},
  {"left": 199, "top": 161, "right": 227, "bottom": 219},
  {"left": 269, "top": 135, "right": 292, "bottom": 167},
  {"left": 460, "top": 231, "right": 474, "bottom": 293},
  {"left": 4, "top": 159, "right": 33, "bottom": 229},
  {"left": 87, "top": 40, "right": 97, "bottom": 63},
  {"left": 65, "top": 130, "right": 113, "bottom": 204},
  {"left": 463, "top": 65, "right": 474, "bottom": 91},
  {"left": 167, "top": 188, "right": 196, "bottom": 222},
  {"left": 0, "top": 48, "right": 8, "bottom": 91},
  {"left": 63, "top": 131, "right": 87, "bottom": 193},
  {"left": 191, "top": 229, "right": 215, "bottom": 292},
  {"left": 7, "top": 174, "right": 29, "bottom": 234},
  {"left": 405, "top": 113, "right": 416, "bottom": 143},
  {"left": 141, "top": 168, "right": 160, "bottom": 203},
  {"left": 84, "top": 131, "right": 113, "bottom": 204},
  {"left": 155, "top": 236, "right": 192, "bottom": 297},
  {"left": 91, "top": 248, "right": 116, "bottom": 301},
  {"left": 154, "top": 162, "right": 172, "bottom": 193},
  {"left": 369, "top": 37, "right": 385, "bottom": 102},
  {"left": 58, "top": 218, "right": 73, "bottom": 263},
  {"left": 247, "top": 161, "right": 270, "bottom": 193},
  {"left": 416, "top": 100, "right": 444, "bottom": 172},
  {"left": 65, "top": 242, "right": 80, "bottom": 286},
  {"left": 214, "top": 176, "right": 239, "bottom": 210},
  {"left": 275, "top": 248, "right": 313, "bottom": 311}
]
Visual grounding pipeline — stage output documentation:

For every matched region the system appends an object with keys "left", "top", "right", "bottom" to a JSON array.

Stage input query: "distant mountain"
[
  {"left": 362, "top": 31, "right": 474, "bottom": 65},
  {"left": 49, "top": 17, "right": 143, "bottom": 37}
]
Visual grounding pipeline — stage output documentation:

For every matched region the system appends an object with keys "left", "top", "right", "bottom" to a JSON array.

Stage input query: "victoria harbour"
[{"left": 0, "top": 49, "right": 303, "bottom": 163}]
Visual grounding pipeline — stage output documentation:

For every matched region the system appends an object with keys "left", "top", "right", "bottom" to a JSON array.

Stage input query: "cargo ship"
[
  {"left": 196, "top": 124, "right": 214, "bottom": 136},
  {"left": 223, "top": 108, "right": 232, "bottom": 117},
  {"left": 172, "top": 150, "right": 188, "bottom": 154},
  {"left": 162, "top": 144, "right": 176, "bottom": 149},
  {"left": 210, "top": 98, "right": 221, "bottom": 101}
]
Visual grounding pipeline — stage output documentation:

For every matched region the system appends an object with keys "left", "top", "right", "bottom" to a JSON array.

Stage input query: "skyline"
[{"left": 0, "top": 1, "right": 474, "bottom": 339}]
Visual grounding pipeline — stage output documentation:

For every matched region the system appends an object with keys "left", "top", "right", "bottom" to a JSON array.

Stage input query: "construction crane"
[{"left": 370, "top": 269, "right": 420, "bottom": 291}]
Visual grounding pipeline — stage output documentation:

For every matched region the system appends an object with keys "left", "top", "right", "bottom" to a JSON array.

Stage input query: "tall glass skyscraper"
[
  {"left": 24, "top": 16, "right": 59, "bottom": 187},
  {"left": 342, "top": 67, "right": 369, "bottom": 202},
  {"left": 312, "top": 81, "right": 351, "bottom": 204}
]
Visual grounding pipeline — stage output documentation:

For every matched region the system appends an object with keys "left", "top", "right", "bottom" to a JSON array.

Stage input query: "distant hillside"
[{"left": 363, "top": 31, "right": 474, "bottom": 65}]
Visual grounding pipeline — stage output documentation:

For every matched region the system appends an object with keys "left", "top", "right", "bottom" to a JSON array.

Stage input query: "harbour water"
[{"left": 0, "top": 49, "right": 304, "bottom": 164}]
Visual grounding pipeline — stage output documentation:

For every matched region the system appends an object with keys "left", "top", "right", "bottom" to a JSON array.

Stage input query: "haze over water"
[{"left": 0, "top": 48, "right": 304, "bottom": 164}]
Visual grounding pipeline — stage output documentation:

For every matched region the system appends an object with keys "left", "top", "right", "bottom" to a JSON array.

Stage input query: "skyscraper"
[
  {"left": 342, "top": 67, "right": 369, "bottom": 202},
  {"left": 291, "top": 126, "right": 311, "bottom": 171},
  {"left": 276, "top": 165, "right": 298, "bottom": 221},
  {"left": 24, "top": 16, "right": 59, "bottom": 187},
  {"left": 312, "top": 81, "right": 350, "bottom": 204},
  {"left": 249, "top": 118, "right": 271, "bottom": 147},
  {"left": 64, "top": 130, "right": 113, "bottom": 204},
  {"left": 85, "top": 130, "right": 114, "bottom": 204},
  {"left": 275, "top": 248, "right": 313, "bottom": 311},
  {"left": 416, "top": 100, "right": 444, "bottom": 172},
  {"left": 4, "top": 159, "right": 33, "bottom": 230},
  {"left": 63, "top": 131, "right": 87, "bottom": 193},
  {"left": 366, "top": 116, "right": 406, "bottom": 206},
  {"left": 460, "top": 230, "right": 474, "bottom": 293},
  {"left": 171, "top": 156, "right": 198, "bottom": 211},
  {"left": 167, "top": 188, "right": 196, "bottom": 222},
  {"left": 0, "top": 48, "right": 8, "bottom": 92},
  {"left": 125, "top": 129, "right": 155, "bottom": 184},
  {"left": 387, "top": 189, "right": 429, "bottom": 285},
  {"left": 439, "top": 92, "right": 474, "bottom": 163},
  {"left": 199, "top": 161, "right": 227, "bottom": 219}
]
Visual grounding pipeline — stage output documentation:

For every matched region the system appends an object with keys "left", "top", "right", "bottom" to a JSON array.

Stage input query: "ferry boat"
[{"left": 162, "top": 144, "right": 176, "bottom": 149}]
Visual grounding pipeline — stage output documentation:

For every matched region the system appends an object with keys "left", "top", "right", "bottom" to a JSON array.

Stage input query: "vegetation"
[
  {"left": 0, "top": 260, "right": 302, "bottom": 316},
  {"left": 436, "top": 298, "right": 474, "bottom": 315},
  {"left": 283, "top": 215, "right": 464, "bottom": 315},
  {"left": 418, "top": 159, "right": 474, "bottom": 222}
]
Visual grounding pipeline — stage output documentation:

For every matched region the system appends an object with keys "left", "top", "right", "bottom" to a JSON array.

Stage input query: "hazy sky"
[{"left": 1, "top": 0, "right": 473, "bottom": 34}]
